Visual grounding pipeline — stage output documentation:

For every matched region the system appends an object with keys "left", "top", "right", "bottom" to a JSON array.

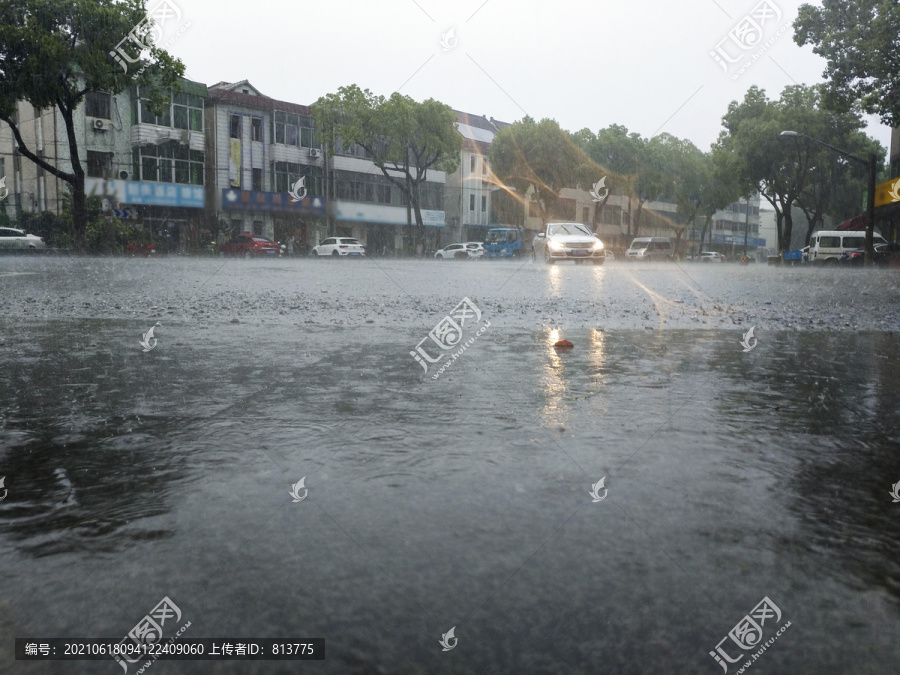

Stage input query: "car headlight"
[
  {"left": 548, "top": 240, "right": 564, "bottom": 251},
  {"left": 593, "top": 240, "right": 603, "bottom": 249}
]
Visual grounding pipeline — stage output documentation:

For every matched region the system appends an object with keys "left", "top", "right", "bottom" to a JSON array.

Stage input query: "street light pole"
[
  {"left": 779, "top": 130, "right": 878, "bottom": 265},
  {"left": 865, "top": 152, "right": 876, "bottom": 266}
]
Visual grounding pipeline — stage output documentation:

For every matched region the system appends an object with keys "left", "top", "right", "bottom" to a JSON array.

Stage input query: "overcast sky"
[{"left": 163, "top": 0, "right": 891, "bottom": 154}]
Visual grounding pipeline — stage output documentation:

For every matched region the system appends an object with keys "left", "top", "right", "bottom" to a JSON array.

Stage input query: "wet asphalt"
[{"left": 1, "top": 255, "right": 899, "bottom": 674}]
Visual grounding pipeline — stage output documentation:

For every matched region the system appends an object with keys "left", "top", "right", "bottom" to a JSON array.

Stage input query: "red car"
[
  {"left": 217, "top": 233, "right": 281, "bottom": 258},
  {"left": 125, "top": 243, "right": 156, "bottom": 257}
]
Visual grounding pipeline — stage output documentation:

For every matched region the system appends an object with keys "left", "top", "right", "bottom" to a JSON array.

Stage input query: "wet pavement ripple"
[{"left": 1, "top": 257, "right": 899, "bottom": 674}]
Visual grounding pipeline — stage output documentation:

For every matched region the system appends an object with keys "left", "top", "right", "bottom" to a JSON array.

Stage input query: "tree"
[
  {"left": 794, "top": 128, "right": 882, "bottom": 245},
  {"left": 571, "top": 124, "right": 641, "bottom": 232},
  {"left": 664, "top": 140, "right": 738, "bottom": 258},
  {"left": 311, "top": 85, "right": 460, "bottom": 251},
  {"left": 0, "top": 0, "right": 184, "bottom": 253},
  {"left": 703, "top": 148, "right": 744, "bottom": 256},
  {"left": 715, "top": 86, "right": 825, "bottom": 253},
  {"left": 794, "top": 0, "right": 900, "bottom": 127},
  {"left": 490, "top": 117, "right": 582, "bottom": 226}
]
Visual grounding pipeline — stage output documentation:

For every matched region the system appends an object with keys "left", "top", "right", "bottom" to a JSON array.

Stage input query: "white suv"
[{"left": 311, "top": 237, "right": 365, "bottom": 257}]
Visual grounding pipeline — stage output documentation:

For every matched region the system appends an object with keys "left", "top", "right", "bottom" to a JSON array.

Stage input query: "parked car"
[
  {"left": 532, "top": 222, "right": 604, "bottom": 264},
  {"left": 218, "top": 234, "right": 281, "bottom": 258},
  {"left": 125, "top": 243, "right": 156, "bottom": 257},
  {"left": 311, "top": 237, "right": 365, "bottom": 257},
  {"left": 0, "top": 226, "right": 46, "bottom": 250},
  {"left": 626, "top": 237, "right": 672, "bottom": 261},
  {"left": 435, "top": 243, "right": 472, "bottom": 260},
  {"left": 875, "top": 242, "right": 900, "bottom": 266},
  {"left": 840, "top": 242, "right": 900, "bottom": 266},
  {"left": 700, "top": 251, "right": 725, "bottom": 263},
  {"left": 463, "top": 242, "right": 485, "bottom": 258}
]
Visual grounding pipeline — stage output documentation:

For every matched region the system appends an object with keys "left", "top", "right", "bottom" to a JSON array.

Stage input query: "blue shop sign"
[{"left": 222, "top": 189, "right": 326, "bottom": 217}]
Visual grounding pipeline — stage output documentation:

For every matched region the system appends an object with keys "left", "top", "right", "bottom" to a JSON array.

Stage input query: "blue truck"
[{"left": 482, "top": 227, "right": 526, "bottom": 258}]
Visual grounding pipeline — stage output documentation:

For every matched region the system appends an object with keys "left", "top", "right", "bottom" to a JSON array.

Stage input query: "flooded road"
[{"left": 1, "top": 257, "right": 899, "bottom": 674}]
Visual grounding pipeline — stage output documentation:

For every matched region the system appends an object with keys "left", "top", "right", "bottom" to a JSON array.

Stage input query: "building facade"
[
  {"left": 204, "top": 81, "right": 325, "bottom": 251},
  {"left": 444, "top": 112, "right": 511, "bottom": 244}
]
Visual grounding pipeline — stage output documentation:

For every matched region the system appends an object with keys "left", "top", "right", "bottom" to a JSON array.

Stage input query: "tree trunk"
[
  {"left": 782, "top": 207, "right": 794, "bottom": 253},
  {"left": 592, "top": 192, "right": 611, "bottom": 233},
  {"left": 775, "top": 210, "right": 784, "bottom": 254},
  {"left": 72, "top": 172, "right": 87, "bottom": 253},
  {"left": 697, "top": 215, "right": 712, "bottom": 254},
  {"left": 412, "top": 196, "right": 425, "bottom": 255},
  {"left": 60, "top": 105, "right": 88, "bottom": 254},
  {"left": 634, "top": 199, "right": 644, "bottom": 238}
]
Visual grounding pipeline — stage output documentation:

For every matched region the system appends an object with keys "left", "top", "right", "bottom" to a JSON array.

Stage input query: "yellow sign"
[{"left": 875, "top": 176, "right": 900, "bottom": 208}]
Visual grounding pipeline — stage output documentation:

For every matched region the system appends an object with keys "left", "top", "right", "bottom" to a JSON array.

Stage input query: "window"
[
  {"left": 85, "top": 92, "right": 111, "bottom": 119},
  {"left": 230, "top": 115, "right": 241, "bottom": 139},
  {"left": 470, "top": 194, "right": 475, "bottom": 211},
  {"left": 251, "top": 118, "right": 262, "bottom": 142},
  {"left": 470, "top": 156, "right": 476, "bottom": 173},
  {"left": 842, "top": 236, "right": 866, "bottom": 249},
  {"left": 140, "top": 99, "right": 171, "bottom": 127},
  {"left": 819, "top": 236, "right": 840, "bottom": 248},
  {"left": 481, "top": 195, "right": 487, "bottom": 212},
  {"left": 252, "top": 168, "right": 262, "bottom": 191},
  {"left": 333, "top": 170, "right": 403, "bottom": 205},
  {"left": 273, "top": 112, "right": 316, "bottom": 147},
  {"left": 272, "top": 162, "right": 323, "bottom": 195},
  {"left": 345, "top": 143, "right": 368, "bottom": 158},
  {"left": 86, "top": 151, "right": 111, "bottom": 178},
  {"left": 172, "top": 93, "right": 203, "bottom": 131},
  {"left": 132, "top": 142, "right": 204, "bottom": 185}
]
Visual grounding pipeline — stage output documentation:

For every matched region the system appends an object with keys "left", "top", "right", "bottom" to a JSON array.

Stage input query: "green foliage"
[
  {"left": 19, "top": 210, "right": 73, "bottom": 249},
  {"left": 715, "top": 84, "right": 885, "bottom": 252},
  {"left": 0, "top": 0, "right": 185, "bottom": 251},
  {"left": 794, "top": 0, "right": 900, "bottom": 126},
  {"left": 490, "top": 117, "right": 582, "bottom": 224},
  {"left": 570, "top": 123, "right": 643, "bottom": 200},
  {"left": 59, "top": 186, "right": 132, "bottom": 253},
  {"left": 311, "top": 84, "right": 461, "bottom": 245},
  {"left": 0, "top": 0, "right": 184, "bottom": 121}
]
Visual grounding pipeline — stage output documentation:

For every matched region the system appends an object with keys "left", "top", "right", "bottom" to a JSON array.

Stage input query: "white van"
[
  {"left": 808, "top": 230, "right": 887, "bottom": 263},
  {"left": 626, "top": 237, "right": 673, "bottom": 261}
]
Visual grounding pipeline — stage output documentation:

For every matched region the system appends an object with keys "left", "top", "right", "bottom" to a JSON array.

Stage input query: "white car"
[
  {"left": 435, "top": 243, "right": 477, "bottom": 260},
  {"left": 463, "top": 242, "right": 484, "bottom": 258},
  {"left": 0, "top": 226, "right": 46, "bottom": 250},
  {"left": 311, "top": 237, "right": 365, "bottom": 257},
  {"left": 532, "top": 222, "right": 604, "bottom": 264},
  {"left": 700, "top": 251, "right": 725, "bottom": 263}
]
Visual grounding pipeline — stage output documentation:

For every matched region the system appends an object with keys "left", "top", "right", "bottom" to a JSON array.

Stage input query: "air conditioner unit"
[
  {"left": 119, "top": 170, "right": 130, "bottom": 180},
  {"left": 309, "top": 148, "right": 320, "bottom": 159},
  {"left": 93, "top": 118, "right": 108, "bottom": 131}
]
